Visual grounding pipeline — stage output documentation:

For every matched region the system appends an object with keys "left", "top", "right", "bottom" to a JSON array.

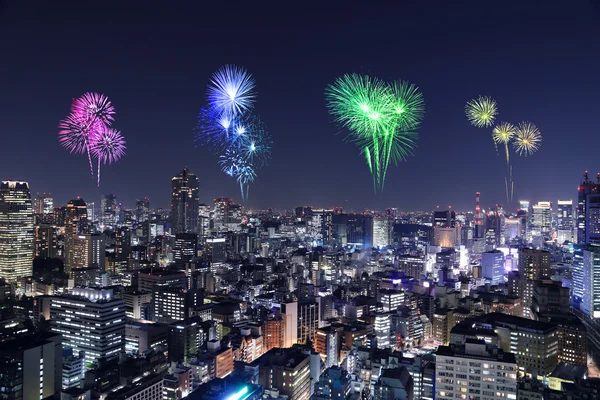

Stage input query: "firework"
[
  {"left": 89, "top": 126, "right": 126, "bottom": 186},
  {"left": 325, "top": 74, "right": 393, "bottom": 138},
  {"left": 492, "top": 122, "right": 516, "bottom": 201},
  {"left": 325, "top": 74, "right": 422, "bottom": 192},
  {"left": 207, "top": 65, "right": 256, "bottom": 118},
  {"left": 58, "top": 93, "right": 126, "bottom": 186},
  {"left": 389, "top": 80, "right": 425, "bottom": 131},
  {"left": 71, "top": 92, "right": 115, "bottom": 125},
  {"left": 465, "top": 96, "right": 497, "bottom": 128},
  {"left": 513, "top": 121, "right": 542, "bottom": 156},
  {"left": 58, "top": 113, "right": 101, "bottom": 174}
]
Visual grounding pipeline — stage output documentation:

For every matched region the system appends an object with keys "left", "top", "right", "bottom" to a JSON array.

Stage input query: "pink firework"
[
  {"left": 90, "top": 126, "right": 126, "bottom": 164},
  {"left": 90, "top": 126, "right": 126, "bottom": 186},
  {"left": 58, "top": 113, "right": 102, "bottom": 174},
  {"left": 71, "top": 92, "right": 115, "bottom": 125},
  {"left": 58, "top": 113, "right": 101, "bottom": 154}
]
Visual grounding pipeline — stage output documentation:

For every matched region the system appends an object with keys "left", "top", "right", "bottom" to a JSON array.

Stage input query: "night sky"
[{"left": 1, "top": 1, "right": 599, "bottom": 212}]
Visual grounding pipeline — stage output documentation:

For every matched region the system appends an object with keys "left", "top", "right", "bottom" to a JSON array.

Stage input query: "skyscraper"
[
  {"left": 64, "top": 199, "right": 89, "bottom": 273},
  {"left": 100, "top": 194, "right": 117, "bottom": 227},
  {"left": 518, "top": 248, "right": 551, "bottom": 318},
  {"left": 531, "top": 201, "right": 552, "bottom": 238},
  {"left": 0, "top": 181, "right": 34, "bottom": 281},
  {"left": 557, "top": 200, "right": 574, "bottom": 243},
  {"left": 171, "top": 168, "right": 199, "bottom": 234},
  {"left": 136, "top": 197, "right": 150, "bottom": 222},
  {"left": 577, "top": 171, "right": 600, "bottom": 245}
]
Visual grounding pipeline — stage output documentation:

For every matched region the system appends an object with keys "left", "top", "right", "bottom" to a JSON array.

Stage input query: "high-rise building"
[
  {"left": 436, "top": 339, "right": 517, "bottom": 400},
  {"left": 281, "top": 301, "right": 298, "bottom": 347},
  {"left": 433, "top": 209, "right": 456, "bottom": 227},
  {"left": 315, "top": 326, "right": 342, "bottom": 368},
  {"left": 0, "top": 180, "right": 34, "bottom": 281},
  {"left": 100, "top": 194, "right": 117, "bottom": 227},
  {"left": 64, "top": 233, "right": 105, "bottom": 273},
  {"left": 33, "top": 192, "right": 53, "bottom": 215},
  {"left": 518, "top": 248, "right": 551, "bottom": 318},
  {"left": 86, "top": 201, "right": 95, "bottom": 222},
  {"left": 577, "top": 172, "right": 600, "bottom": 245},
  {"left": 34, "top": 224, "right": 59, "bottom": 258},
  {"left": 0, "top": 333, "right": 62, "bottom": 400},
  {"left": 372, "top": 216, "right": 391, "bottom": 248},
  {"left": 168, "top": 316, "right": 204, "bottom": 364},
  {"left": 173, "top": 233, "right": 197, "bottom": 266},
  {"left": 136, "top": 197, "right": 150, "bottom": 223},
  {"left": 531, "top": 201, "right": 552, "bottom": 238},
  {"left": 171, "top": 168, "right": 200, "bottom": 234},
  {"left": 518, "top": 200, "right": 530, "bottom": 240},
  {"left": 50, "top": 287, "right": 125, "bottom": 368},
  {"left": 262, "top": 317, "right": 284, "bottom": 351},
  {"left": 253, "top": 347, "right": 311, "bottom": 400},
  {"left": 481, "top": 249, "right": 505, "bottom": 286},
  {"left": 557, "top": 200, "right": 574, "bottom": 243}
]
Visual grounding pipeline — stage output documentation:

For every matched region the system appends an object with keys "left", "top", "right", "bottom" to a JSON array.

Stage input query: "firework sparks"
[
  {"left": 58, "top": 93, "right": 126, "bottom": 186},
  {"left": 71, "top": 92, "right": 115, "bottom": 126},
  {"left": 207, "top": 65, "right": 256, "bottom": 118},
  {"left": 465, "top": 96, "right": 497, "bottom": 128},
  {"left": 513, "top": 121, "right": 542, "bottom": 156},
  {"left": 326, "top": 74, "right": 423, "bottom": 192}
]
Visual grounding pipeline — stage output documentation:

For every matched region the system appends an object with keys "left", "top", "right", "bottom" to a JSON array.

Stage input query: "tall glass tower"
[
  {"left": 170, "top": 167, "right": 199, "bottom": 234},
  {"left": 0, "top": 180, "right": 33, "bottom": 281}
]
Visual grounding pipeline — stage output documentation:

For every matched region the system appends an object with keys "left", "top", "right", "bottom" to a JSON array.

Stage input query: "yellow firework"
[
  {"left": 492, "top": 122, "right": 516, "bottom": 144},
  {"left": 465, "top": 96, "right": 497, "bottom": 128},
  {"left": 513, "top": 121, "right": 542, "bottom": 156}
]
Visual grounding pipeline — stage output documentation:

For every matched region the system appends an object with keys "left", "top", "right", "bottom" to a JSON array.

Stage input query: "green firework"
[{"left": 325, "top": 74, "right": 423, "bottom": 193}]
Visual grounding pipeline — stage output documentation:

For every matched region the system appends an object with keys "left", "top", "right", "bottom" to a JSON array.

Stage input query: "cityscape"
[{"left": 2, "top": 2, "right": 600, "bottom": 400}]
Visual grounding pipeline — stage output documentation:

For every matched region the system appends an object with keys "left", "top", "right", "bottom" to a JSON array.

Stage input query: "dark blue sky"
[{"left": 1, "top": 1, "right": 599, "bottom": 211}]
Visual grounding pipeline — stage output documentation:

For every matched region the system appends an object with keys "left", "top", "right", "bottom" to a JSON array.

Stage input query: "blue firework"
[{"left": 207, "top": 65, "right": 256, "bottom": 118}]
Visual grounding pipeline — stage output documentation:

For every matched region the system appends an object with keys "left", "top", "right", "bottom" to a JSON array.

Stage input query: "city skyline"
[{"left": 1, "top": 2, "right": 600, "bottom": 209}]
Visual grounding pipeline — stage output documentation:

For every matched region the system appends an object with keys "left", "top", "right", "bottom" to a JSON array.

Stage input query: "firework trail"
[
  {"left": 325, "top": 74, "right": 423, "bottom": 192},
  {"left": 90, "top": 126, "right": 126, "bottom": 187},
  {"left": 493, "top": 122, "right": 516, "bottom": 201}
]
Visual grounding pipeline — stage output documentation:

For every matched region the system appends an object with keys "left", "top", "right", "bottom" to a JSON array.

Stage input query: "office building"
[
  {"left": 577, "top": 172, "right": 600, "bottom": 244},
  {"left": 531, "top": 201, "right": 552, "bottom": 238},
  {"left": 454, "top": 313, "right": 559, "bottom": 378},
  {"left": 262, "top": 317, "right": 285, "bottom": 351},
  {"left": 557, "top": 200, "right": 574, "bottom": 243},
  {"left": 136, "top": 197, "right": 150, "bottom": 223},
  {"left": 253, "top": 347, "right": 311, "bottom": 400},
  {"left": 315, "top": 326, "right": 342, "bottom": 368},
  {"left": 173, "top": 233, "right": 197, "bottom": 265},
  {"left": 168, "top": 316, "right": 203, "bottom": 364},
  {"left": 373, "top": 367, "right": 414, "bottom": 400},
  {"left": 100, "top": 194, "right": 117, "bottom": 227},
  {"left": 314, "top": 366, "right": 352, "bottom": 400},
  {"left": 0, "top": 332, "right": 62, "bottom": 400},
  {"left": 0, "top": 180, "right": 34, "bottom": 281},
  {"left": 137, "top": 268, "right": 187, "bottom": 292},
  {"left": 436, "top": 339, "right": 517, "bottom": 400},
  {"left": 34, "top": 224, "right": 59, "bottom": 258},
  {"left": 125, "top": 320, "right": 168, "bottom": 355},
  {"left": 481, "top": 250, "right": 505, "bottom": 286},
  {"left": 124, "top": 290, "right": 152, "bottom": 319},
  {"left": 372, "top": 216, "right": 391, "bottom": 248},
  {"left": 62, "top": 348, "right": 85, "bottom": 390},
  {"left": 65, "top": 233, "right": 105, "bottom": 273},
  {"left": 518, "top": 248, "right": 551, "bottom": 318},
  {"left": 171, "top": 168, "right": 199, "bottom": 234},
  {"left": 50, "top": 287, "right": 125, "bottom": 367}
]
